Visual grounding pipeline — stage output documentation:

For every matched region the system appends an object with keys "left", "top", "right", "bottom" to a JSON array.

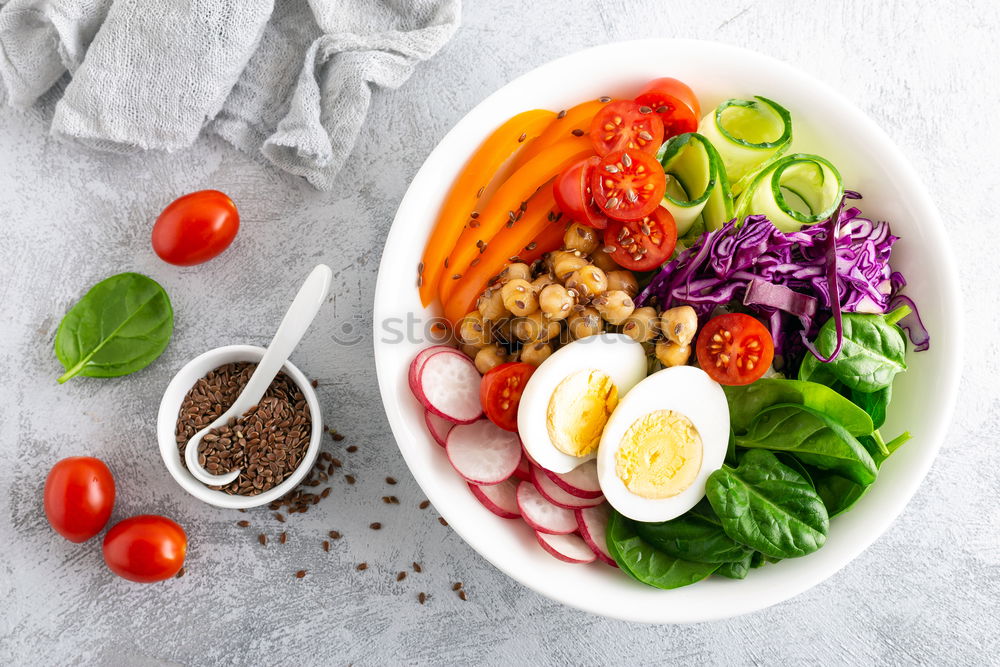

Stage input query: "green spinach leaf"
[
  {"left": 55, "top": 272, "right": 174, "bottom": 383},
  {"left": 606, "top": 511, "right": 719, "bottom": 589},
  {"left": 851, "top": 385, "right": 892, "bottom": 430},
  {"left": 706, "top": 449, "right": 829, "bottom": 559},
  {"left": 725, "top": 378, "right": 873, "bottom": 437},
  {"left": 716, "top": 552, "right": 754, "bottom": 580},
  {"left": 735, "top": 403, "right": 878, "bottom": 485},
  {"left": 815, "top": 310, "right": 907, "bottom": 393},
  {"left": 634, "top": 499, "right": 753, "bottom": 564},
  {"left": 811, "top": 430, "right": 911, "bottom": 517}
]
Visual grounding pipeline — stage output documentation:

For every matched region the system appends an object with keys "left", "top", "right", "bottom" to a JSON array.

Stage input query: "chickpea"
[
  {"left": 500, "top": 262, "right": 532, "bottom": 283},
  {"left": 458, "top": 311, "right": 492, "bottom": 346},
  {"left": 620, "top": 306, "right": 658, "bottom": 342},
  {"left": 459, "top": 343, "right": 481, "bottom": 359},
  {"left": 593, "top": 290, "right": 635, "bottom": 325},
  {"left": 513, "top": 310, "right": 561, "bottom": 342},
  {"left": 475, "top": 344, "right": 508, "bottom": 374},
  {"left": 567, "top": 307, "right": 603, "bottom": 339},
  {"left": 548, "top": 250, "right": 589, "bottom": 280},
  {"left": 660, "top": 306, "right": 698, "bottom": 347},
  {"left": 565, "top": 265, "right": 608, "bottom": 298},
  {"left": 591, "top": 247, "right": 622, "bottom": 273},
  {"left": 563, "top": 223, "right": 600, "bottom": 254},
  {"left": 477, "top": 287, "right": 508, "bottom": 322},
  {"left": 655, "top": 340, "right": 692, "bottom": 367},
  {"left": 606, "top": 270, "right": 639, "bottom": 298},
  {"left": 539, "top": 283, "right": 574, "bottom": 321},
  {"left": 531, "top": 273, "right": 556, "bottom": 292},
  {"left": 521, "top": 341, "right": 554, "bottom": 366},
  {"left": 500, "top": 278, "right": 538, "bottom": 316}
]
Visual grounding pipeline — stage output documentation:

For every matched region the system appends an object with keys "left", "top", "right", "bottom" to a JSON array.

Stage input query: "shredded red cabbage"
[{"left": 636, "top": 193, "right": 926, "bottom": 364}]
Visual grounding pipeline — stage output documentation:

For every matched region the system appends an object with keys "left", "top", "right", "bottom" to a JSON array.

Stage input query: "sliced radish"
[
  {"left": 415, "top": 351, "right": 483, "bottom": 424},
  {"left": 516, "top": 481, "right": 577, "bottom": 535},
  {"left": 532, "top": 465, "right": 605, "bottom": 509},
  {"left": 512, "top": 451, "right": 532, "bottom": 482},
  {"left": 535, "top": 531, "right": 597, "bottom": 564},
  {"left": 576, "top": 504, "right": 617, "bottom": 567},
  {"left": 544, "top": 460, "right": 603, "bottom": 499},
  {"left": 469, "top": 480, "right": 520, "bottom": 519},
  {"left": 408, "top": 345, "right": 456, "bottom": 395},
  {"left": 424, "top": 410, "right": 454, "bottom": 447},
  {"left": 446, "top": 420, "right": 521, "bottom": 485}
]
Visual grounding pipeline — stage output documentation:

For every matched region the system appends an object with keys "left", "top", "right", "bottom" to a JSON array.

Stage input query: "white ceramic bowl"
[
  {"left": 157, "top": 345, "right": 323, "bottom": 509},
  {"left": 373, "top": 39, "right": 961, "bottom": 623}
]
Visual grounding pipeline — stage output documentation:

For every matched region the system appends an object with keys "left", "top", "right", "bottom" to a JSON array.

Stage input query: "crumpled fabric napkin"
[{"left": 0, "top": 0, "right": 460, "bottom": 190}]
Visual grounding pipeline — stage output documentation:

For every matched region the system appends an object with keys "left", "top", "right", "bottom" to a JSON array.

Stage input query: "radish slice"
[
  {"left": 576, "top": 504, "right": 618, "bottom": 567},
  {"left": 512, "top": 451, "right": 532, "bottom": 482},
  {"left": 446, "top": 420, "right": 521, "bottom": 485},
  {"left": 532, "top": 465, "right": 605, "bottom": 509},
  {"left": 516, "top": 481, "right": 577, "bottom": 535},
  {"left": 409, "top": 345, "right": 456, "bottom": 395},
  {"left": 544, "top": 460, "right": 603, "bottom": 499},
  {"left": 424, "top": 410, "right": 454, "bottom": 447},
  {"left": 469, "top": 480, "right": 520, "bottom": 519},
  {"left": 536, "top": 531, "right": 597, "bottom": 564},
  {"left": 416, "top": 351, "right": 483, "bottom": 424}
]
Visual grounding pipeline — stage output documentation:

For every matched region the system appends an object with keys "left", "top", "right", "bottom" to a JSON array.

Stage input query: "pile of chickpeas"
[{"left": 457, "top": 222, "right": 700, "bottom": 375}]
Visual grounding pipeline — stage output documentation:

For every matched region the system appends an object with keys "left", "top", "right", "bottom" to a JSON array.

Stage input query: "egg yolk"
[
  {"left": 615, "top": 410, "right": 703, "bottom": 499},
  {"left": 546, "top": 369, "right": 619, "bottom": 458}
]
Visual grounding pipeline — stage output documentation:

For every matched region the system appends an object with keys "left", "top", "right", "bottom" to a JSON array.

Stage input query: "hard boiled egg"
[
  {"left": 517, "top": 334, "right": 647, "bottom": 473},
  {"left": 597, "top": 366, "right": 729, "bottom": 522}
]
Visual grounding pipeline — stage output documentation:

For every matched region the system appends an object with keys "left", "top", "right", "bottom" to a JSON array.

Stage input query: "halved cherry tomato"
[
  {"left": 589, "top": 100, "right": 664, "bottom": 156},
  {"left": 604, "top": 207, "right": 677, "bottom": 271},
  {"left": 44, "top": 457, "right": 116, "bottom": 543},
  {"left": 552, "top": 157, "right": 607, "bottom": 229},
  {"left": 480, "top": 362, "right": 535, "bottom": 431},
  {"left": 152, "top": 190, "right": 239, "bottom": 266},
  {"left": 695, "top": 313, "right": 775, "bottom": 386},
  {"left": 590, "top": 149, "right": 666, "bottom": 221},
  {"left": 634, "top": 77, "right": 700, "bottom": 138},
  {"left": 103, "top": 515, "right": 187, "bottom": 583}
]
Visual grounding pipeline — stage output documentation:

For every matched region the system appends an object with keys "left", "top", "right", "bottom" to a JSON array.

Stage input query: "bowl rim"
[
  {"left": 157, "top": 344, "right": 323, "bottom": 509},
  {"left": 373, "top": 38, "right": 962, "bottom": 623}
]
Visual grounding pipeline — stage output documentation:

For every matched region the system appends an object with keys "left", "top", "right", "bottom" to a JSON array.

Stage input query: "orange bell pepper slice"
[
  {"left": 508, "top": 98, "right": 610, "bottom": 172},
  {"left": 439, "top": 135, "right": 592, "bottom": 305},
  {"left": 419, "top": 109, "right": 556, "bottom": 306}
]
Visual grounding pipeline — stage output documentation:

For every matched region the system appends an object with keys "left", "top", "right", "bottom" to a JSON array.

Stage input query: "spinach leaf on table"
[
  {"left": 814, "top": 310, "right": 907, "bottom": 393},
  {"left": 606, "top": 511, "right": 719, "bottom": 589},
  {"left": 55, "top": 272, "right": 174, "bottom": 383},
  {"left": 706, "top": 449, "right": 829, "bottom": 559},
  {"left": 634, "top": 498, "right": 753, "bottom": 564},
  {"left": 735, "top": 403, "right": 878, "bottom": 485},
  {"left": 725, "top": 378, "right": 874, "bottom": 437}
]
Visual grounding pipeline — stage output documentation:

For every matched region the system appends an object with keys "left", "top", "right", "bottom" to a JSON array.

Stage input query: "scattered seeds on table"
[
  {"left": 311, "top": 379, "right": 318, "bottom": 388},
  {"left": 386, "top": 477, "right": 397, "bottom": 485},
  {"left": 397, "top": 571, "right": 407, "bottom": 582},
  {"left": 331, "top": 431, "right": 345, "bottom": 442},
  {"left": 280, "top": 532, "right": 287, "bottom": 544},
  {"left": 176, "top": 567, "right": 186, "bottom": 579},
  {"left": 418, "top": 592, "right": 427, "bottom": 605},
  {"left": 237, "top": 520, "right": 250, "bottom": 528},
  {"left": 331, "top": 458, "right": 342, "bottom": 468},
  {"left": 322, "top": 540, "right": 330, "bottom": 552},
  {"left": 370, "top": 522, "right": 382, "bottom": 530},
  {"left": 412, "top": 562, "right": 422, "bottom": 573},
  {"left": 459, "top": 590, "right": 468, "bottom": 601},
  {"left": 419, "top": 500, "right": 430, "bottom": 510},
  {"left": 329, "top": 530, "right": 341, "bottom": 540},
  {"left": 452, "top": 582, "right": 463, "bottom": 591},
  {"left": 357, "top": 563, "right": 368, "bottom": 571},
  {"left": 296, "top": 570, "right": 307, "bottom": 578},
  {"left": 321, "top": 487, "right": 331, "bottom": 498},
  {"left": 346, "top": 445, "right": 358, "bottom": 453},
  {"left": 438, "top": 517, "right": 449, "bottom": 527},
  {"left": 258, "top": 534, "right": 267, "bottom": 546},
  {"left": 345, "top": 475, "right": 356, "bottom": 485},
  {"left": 274, "top": 512, "right": 285, "bottom": 523}
]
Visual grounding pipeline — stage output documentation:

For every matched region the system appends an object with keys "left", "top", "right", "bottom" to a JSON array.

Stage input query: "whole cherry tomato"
[
  {"left": 44, "top": 457, "right": 116, "bottom": 543},
  {"left": 152, "top": 190, "right": 239, "bottom": 266},
  {"left": 102, "top": 515, "right": 187, "bottom": 583}
]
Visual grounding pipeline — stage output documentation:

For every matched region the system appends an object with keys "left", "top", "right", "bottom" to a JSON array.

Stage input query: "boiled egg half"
[
  {"left": 517, "top": 334, "right": 647, "bottom": 473},
  {"left": 597, "top": 365, "right": 729, "bottom": 522}
]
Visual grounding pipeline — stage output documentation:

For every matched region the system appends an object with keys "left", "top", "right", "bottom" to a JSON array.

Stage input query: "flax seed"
[
  {"left": 397, "top": 571, "right": 407, "bottom": 581},
  {"left": 345, "top": 475, "right": 356, "bottom": 484},
  {"left": 412, "top": 562, "right": 422, "bottom": 573},
  {"left": 296, "top": 570, "right": 307, "bottom": 578},
  {"left": 438, "top": 517, "right": 448, "bottom": 527},
  {"left": 237, "top": 520, "right": 250, "bottom": 527},
  {"left": 258, "top": 534, "right": 267, "bottom": 546},
  {"left": 329, "top": 530, "right": 341, "bottom": 539},
  {"left": 418, "top": 592, "right": 427, "bottom": 604},
  {"left": 419, "top": 500, "right": 430, "bottom": 510},
  {"left": 346, "top": 445, "right": 357, "bottom": 453},
  {"left": 357, "top": 562, "right": 368, "bottom": 571},
  {"left": 370, "top": 522, "right": 382, "bottom": 530}
]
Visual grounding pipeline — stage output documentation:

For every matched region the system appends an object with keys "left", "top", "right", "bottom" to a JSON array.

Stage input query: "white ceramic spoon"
[{"left": 184, "top": 264, "right": 332, "bottom": 486}]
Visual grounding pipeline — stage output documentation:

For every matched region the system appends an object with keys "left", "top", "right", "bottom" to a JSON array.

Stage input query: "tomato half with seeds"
[
  {"left": 590, "top": 149, "right": 666, "bottom": 221},
  {"left": 589, "top": 100, "right": 665, "bottom": 156},
  {"left": 604, "top": 207, "right": 677, "bottom": 271},
  {"left": 552, "top": 156, "right": 607, "bottom": 229},
  {"left": 480, "top": 362, "right": 535, "bottom": 431},
  {"left": 634, "top": 77, "right": 701, "bottom": 138},
  {"left": 695, "top": 313, "right": 775, "bottom": 386}
]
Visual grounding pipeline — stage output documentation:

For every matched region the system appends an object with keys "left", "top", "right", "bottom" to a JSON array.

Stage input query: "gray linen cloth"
[{"left": 0, "top": 0, "right": 460, "bottom": 190}]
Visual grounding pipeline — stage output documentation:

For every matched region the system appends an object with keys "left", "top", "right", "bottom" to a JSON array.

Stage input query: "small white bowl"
[{"left": 157, "top": 344, "right": 323, "bottom": 509}]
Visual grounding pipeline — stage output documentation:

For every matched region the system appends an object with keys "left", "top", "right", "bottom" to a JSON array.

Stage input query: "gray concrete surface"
[{"left": 2, "top": 1, "right": 998, "bottom": 665}]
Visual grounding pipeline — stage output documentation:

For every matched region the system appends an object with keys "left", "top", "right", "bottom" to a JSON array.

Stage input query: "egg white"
[
  {"left": 596, "top": 365, "right": 730, "bottom": 522},
  {"left": 517, "top": 334, "right": 647, "bottom": 474}
]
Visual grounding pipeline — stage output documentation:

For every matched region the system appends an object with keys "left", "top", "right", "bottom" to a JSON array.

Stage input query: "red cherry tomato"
[
  {"left": 480, "top": 362, "right": 536, "bottom": 431},
  {"left": 44, "top": 457, "right": 116, "bottom": 543},
  {"left": 552, "top": 156, "right": 607, "bottom": 229},
  {"left": 102, "top": 515, "right": 187, "bottom": 583},
  {"left": 589, "top": 100, "right": 664, "bottom": 156},
  {"left": 634, "top": 77, "right": 701, "bottom": 138},
  {"left": 695, "top": 313, "right": 775, "bottom": 386},
  {"left": 604, "top": 207, "right": 677, "bottom": 271},
  {"left": 590, "top": 149, "right": 666, "bottom": 221},
  {"left": 152, "top": 190, "right": 239, "bottom": 266}
]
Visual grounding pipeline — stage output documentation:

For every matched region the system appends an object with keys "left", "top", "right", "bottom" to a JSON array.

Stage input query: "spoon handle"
[{"left": 231, "top": 264, "right": 333, "bottom": 414}]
